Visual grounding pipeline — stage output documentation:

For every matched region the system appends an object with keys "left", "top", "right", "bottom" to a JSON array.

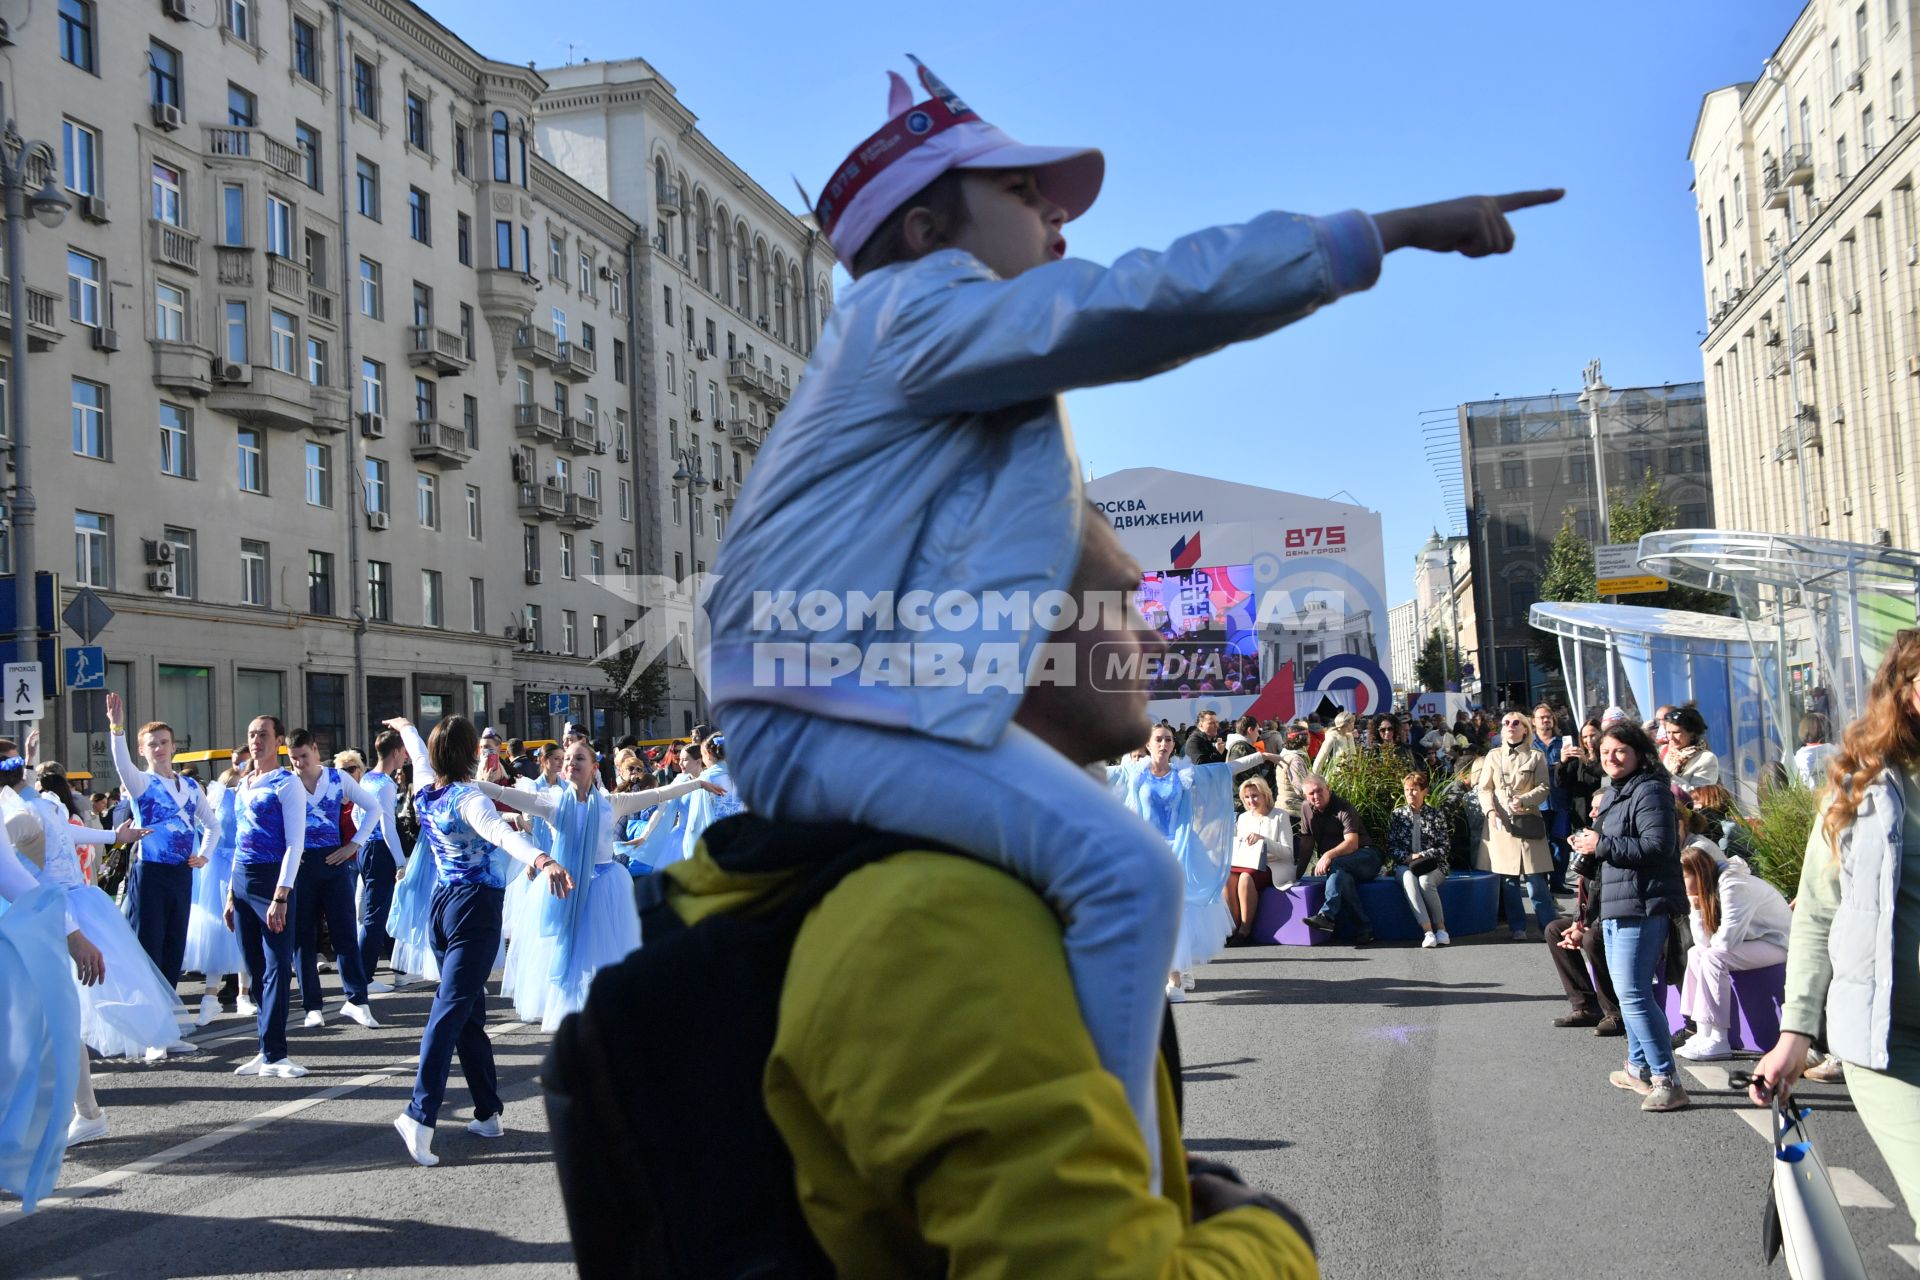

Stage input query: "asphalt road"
[{"left": 7, "top": 926, "right": 1920, "bottom": 1278}]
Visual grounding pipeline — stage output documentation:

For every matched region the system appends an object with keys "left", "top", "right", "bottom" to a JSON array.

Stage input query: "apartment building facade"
[{"left": 1691, "top": 0, "right": 1920, "bottom": 548}]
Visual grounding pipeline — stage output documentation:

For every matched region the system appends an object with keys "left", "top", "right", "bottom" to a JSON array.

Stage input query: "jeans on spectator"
[
  {"left": 1323, "top": 848, "right": 1383, "bottom": 928},
  {"left": 1501, "top": 873, "right": 1556, "bottom": 933},
  {"left": 1544, "top": 916, "right": 1619, "bottom": 1020},
  {"left": 1603, "top": 915, "right": 1675, "bottom": 1078},
  {"left": 1400, "top": 865, "right": 1447, "bottom": 930}
]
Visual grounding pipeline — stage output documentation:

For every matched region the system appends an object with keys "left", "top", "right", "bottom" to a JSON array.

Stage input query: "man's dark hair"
[
  {"left": 849, "top": 170, "right": 969, "bottom": 279},
  {"left": 374, "top": 729, "right": 404, "bottom": 761},
  {"left": 507, "top": 737, "right": 525, "bottom": 755},
  {"left": 288, "top": 727, "right": 318, "bottom": 751},
  {"left": 615, "top": 734, "right": 639, "bottom": 751}
]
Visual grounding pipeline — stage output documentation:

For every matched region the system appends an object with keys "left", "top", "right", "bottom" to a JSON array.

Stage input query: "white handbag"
[{"left": 1765, "top": 1096, "right": 1870, "bottom": 1279}]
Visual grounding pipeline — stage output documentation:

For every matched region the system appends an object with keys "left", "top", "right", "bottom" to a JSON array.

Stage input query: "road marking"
[
  {"left": 1737, "top": 1109, "right": 1774, "bottom": 1141},
  {"left": 0, "top": 1019, "right": 534, "bottom": 1226},
  {"left": 1829, "top": 1166, "right": 1895, "bottom": 1209},
  {"left": 1681, "top": 1063, "right": 1732, "bottom": 1093},
  {"left": 1891, "top": 1243, "right": 1920, "bottom": 1272}
]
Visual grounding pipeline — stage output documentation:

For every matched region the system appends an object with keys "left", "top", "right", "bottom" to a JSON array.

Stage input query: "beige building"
[
  {"left": 1412, "top": 530, "right": 1478, "bottom": 701},
  {"left": 10, "top": 0, "right": 816, "bottom": 777},
  {"left": 532, "top": 58, "right": 832, "bottom": 731},
  {"left": 1691, "top": 0, "right": 1920, "bottom": 549},
  {"left": 1386, "top": 599, "right": 1419, "bottom": 696}
]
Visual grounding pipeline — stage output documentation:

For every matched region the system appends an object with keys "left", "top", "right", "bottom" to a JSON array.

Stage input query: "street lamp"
[
  {"left": 1, "top": 114, "right": 68, "bottom": 725},
  {"left": 670, "top": 447, "right": 722, "bottom": 726}
]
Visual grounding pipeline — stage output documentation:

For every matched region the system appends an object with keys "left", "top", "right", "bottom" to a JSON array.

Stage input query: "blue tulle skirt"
[
  {"left": 183, "top": 843, "right": 245, "bottom": 978},
  {"left": 0, "top": 882, "right": 79, "bottom": 1213},
  {"left": 387, "top": 839, "right": 441, "bottom": 982},
  {"left": 1173, "top": 897, "right": 1232, "bottom": 975},
  {"left": 67, "top": 886, "right": 190, "bottom": 1058},
  {"left": 501, "top": 861, "right": 639, "bottom": 1031},
  {"left": 501, "top": 861, "right": 538, "bottom": 942}
]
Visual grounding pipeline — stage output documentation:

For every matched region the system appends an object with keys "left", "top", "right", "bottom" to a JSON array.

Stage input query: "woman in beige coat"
[{"left": 1477, "top": 709, "right": 1557, "bottom": 940}]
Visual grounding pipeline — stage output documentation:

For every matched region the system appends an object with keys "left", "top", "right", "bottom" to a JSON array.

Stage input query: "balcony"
[
  {"left": 476, "top": 267, "right": 535, "bottom": 320},
  {"left": 726, "top": 416, "right": 765, "bottom": 450},
  {"left": 265, "top": 253, "right": 306, "bottom": 302},
  {"left": 149, "top": 220, "right": 199, "bottom": 274},
  {"left": 559, "top": 417, "right": 597, "bottom": 455},
  {"left": 151, "top": 340, "right": 213, "bottom": 397},
  {"left": 1772, "top": 414, "right": 1824, "bottom": 462},
  {"left": 1791, "top": 324, "right": 1815, "bottom": 360},
  {"left": 203, "top": 125, "right": 304, "bottom": 182},
  {"left": 513, "top": 325, "right": 560, "bottom": 366},
  {"left": 517, "top": 481, "right": 566, "bottom": 521},
  {"left": 311, "top": 385, "right": 350, "bottom": 433},
  {"left": 206, "top": 365, "right": 313, "bottom": 431},
  {"left": 726, "top": 356, "right": 761, "bottom": 391},
  {"left": 1780, "top": 146, "right": 1813, "bottom": 186},
  {"left": 0, "top": 279, "right": 66, "bottom": 351},
  {"left": 307, "top": 284, "right": 336, "bottom": 326},
  {"left": 512, "top": 401, "right": 565, "bottom": 444},
  {"left": 407, "top": 324, "right": 470, "bottom": 375},
  {"left": 563, "top": 492, "right": 600, "bottom": 527},
  {"left": 555, "top": 340, "right": 595, "bottom": 382},
  {"left": 409, "top": 418, "right": 471, "bottom": 467}
]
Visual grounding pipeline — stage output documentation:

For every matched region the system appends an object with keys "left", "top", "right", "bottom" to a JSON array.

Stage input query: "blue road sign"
[
  {"left": 66, "top": 646, "right": 105, "bottom": 691},
  {"left": 547, "top": 693, "right": 571, "bottom": 718}
]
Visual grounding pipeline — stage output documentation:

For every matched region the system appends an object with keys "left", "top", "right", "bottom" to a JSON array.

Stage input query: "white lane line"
[
  {"left": 1682, "top": 1064, "right": 1732, "bottom": 1093},
  {"left": 1891, "top": 1243, "right": 1920, "bottom": 1272},
  {"left": 1737, "top": 1109, "right": 1774, "bottom": 1141},
  {"left": 0, "top": 1019, "right": 535, "bottom": 1226},
  {"left": 1829, "top": 1166, "right": 1896, "bottom": 1209}
]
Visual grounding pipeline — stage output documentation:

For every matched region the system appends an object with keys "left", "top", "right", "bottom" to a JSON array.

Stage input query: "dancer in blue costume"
[
  {"left": 350, "top": 731, "right": 410, "bottom": 993},
  {"left": 386, "top": 716, "right": 571, "bottom": 1167},
  {"left": 1109, "top": 724, "right": 1279, "bottom": 1001},
  {"left": 0, "top": 806, "right": 92, "bottom": 1207},
  {"left": 481, "top": 740, "right": 718, "bottom": 1028},
  {"left": 184, "top": 749, "right": 252, "bottom": 1025},
  {"left": 634, "top": 734, "right": 743, "bottom": 870},
  {"left": 503, "top": 744, "right": 565, "bottom": 945}
]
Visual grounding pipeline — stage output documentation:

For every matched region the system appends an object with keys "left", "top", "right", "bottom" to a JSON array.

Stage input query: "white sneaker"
[
  {"left": 197, "top": 994, "right": 221, "bottom": 1027},
  {"left": 1165, "top": 980, "right": 1186, "bottom": 1004},
  {"left": 1434, "top": 930, "right": 1451, "bottom": 947},
  {"left": 366, "top": 980, "right": 394, "bottom": 994},
  {"left": 1180, "top": 971, "right": 1196, "bottom": 992},
  {"left": 1676, "top": 1030, "right": 1733, "bottom": 1062},
  {"left": 265, "top": 1058, "right": 310, "bottom": 1079},
  {"left": 144, "top": 1046, "right": 169, "bottom": 1064},
  {"left": 467, "top": 1114, "right": 504, "bottom": 1139},
  {"left": 1421, "top": 931, "right": 1438, "bottom": 949},
  {"left": 394, "top": 1113, "right": 439, "bottom": 1167},
  {"left": 233, "top": 1053, "right": 268, "bottom": 1076},
  {"left": 236, "top": 996, "right": 259, "bottom": 1017},
  {"left": 66, "top": 1111, "right": 108, "bottom": 1145},
  {"left": 341, "top": 1002, "right": 380, "bottom": 1029},
  {"left": 303, "top": 1009, "right": 327, "bottom": 1029}
]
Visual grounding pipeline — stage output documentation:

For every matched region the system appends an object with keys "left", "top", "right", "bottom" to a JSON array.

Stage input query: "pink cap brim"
[{"left": 952, "top": 144, "right": 1105, "bottom": 224}]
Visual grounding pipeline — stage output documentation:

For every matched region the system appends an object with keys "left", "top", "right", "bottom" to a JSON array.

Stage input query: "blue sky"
[{"left": 448, "top": 0, "right": 1806, "bottom": 603}]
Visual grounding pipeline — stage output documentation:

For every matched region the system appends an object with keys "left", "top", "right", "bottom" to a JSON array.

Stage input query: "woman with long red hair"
[{"left": 1750, "top": 628, "right": 1920, "bottom": 1239}]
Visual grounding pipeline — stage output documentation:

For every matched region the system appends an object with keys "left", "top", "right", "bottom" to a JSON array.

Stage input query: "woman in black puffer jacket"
[{"left": 1568, "top": 721, "right": 1688, "bottom": 1113}]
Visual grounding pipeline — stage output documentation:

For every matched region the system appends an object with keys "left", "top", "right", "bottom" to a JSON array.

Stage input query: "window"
[
  {"left": 359, "top": 257, "right": 383, "bottom": 318},
  {"left": 1502, "top": 511, "right": 1530, "bottom": 549},
  {"left": 222, "top": 183, "right": 246, "bottom": 245},
  {"left": 552, "top": 307, "right": 568, "bottom": 343},
  {"left": 295, "top": 122, "right": 321, "bottom": 190},
  {"left": 417, "top": 471, "right": 438, "bottom": 529},
  {"left": 618, "top": 478, "right": 631, "bottom": 521},
  {"left": 561, "top": 610, "right": 577, "bottom": 656},
  {"left": 154, "top": 281, "right": 187, "bottom": 342},
  {"left": 367, "top": 561, "right": 391, "bottom": 622},
  {"left": 454, "top": 123, "right": 470, "bottom": 177},
  {"left": 560, "top": 533, "right": 575, "bottom": 580},
  {"left": 420, "top": 569, "right": 445, "bottom": 627},
  {"left": 586, "top": 540, "right": 605, "bottom": 578},
  {"left": 609, "top": 272, "right": 623, "bottom": 313},
  {"left": 582, "top": 321, "right": 596, "bottom": 352},
  {"left": 549, "top": 233, "right": 566, "bottom": 281},
  {"left": 75, "top": 512, "right": 110, "bottom": 587},
  {"left": 356, "top": 157, "right": 380, "bottom": 219},
  {"left": 405, "top": 92, "right": 429, "bottom": 151},
  {"left": 1837, "top": 134, "right": 1849, "bottom": 180},
  {"left": 225, "top": 0, "right": 254, "bottom": 44},
  {"left": 305, "top": 442, "right": 332, "bottom": 506},
  {"left": 353, "top": 56, "right": 378, "bottom": 119},
  {"left": 293, "top": 17, "right": 319, "bottom": 83},
  {"left": 613, "top": 339, "right": 627, "bottom": 384},
  {"left": 664, "top": 286, "right": 674, "bottom": 324},
  {"left": 1895, "top": 72, "right": 1906, "bottom": 122},
  {"left": 306, "top": 336, "right": 328, "bottom": 387},
  {"left": 264, "top": 196, "right": 294, "bottom": 259},
  {"left": 66, "top": 250, "right": 102, "bottom": 325},
  {"left": 163, "top": 526, "right": 196, "bottom": 598},
  {"left": 412, "top": 282, "right": 432, "bottom": 328},
  {"left": 585, "top": 467, "right": 601, "bottom": 500},
  {"left": 159, "top": 403, "right": 192, "bottom": 478},
  {"left": 579, "top": 250, "right": 593, "bottom": 294},
  {"left": 459, "top": 307, "right": 475, "bottom": 362},
  {"left": 492, "top": 111, "right": 511, "bottom": 182},
  {"left": 227, "top": 84, "right": 256, "bottom": 128},
  {"left": 1858, "top": 3, "right": 1870, "bottom": 64},
  {"left": 1865, "top": 106, "right": 1877, "bottom": 155},
  {"left": 528, "top": 604, "right": 543, "bottom": 649},
  {"left": 363, "top": 457, "right": 388, "bottom": 514},
  {"left": 1507, "top": 576, "right": 1537, "bottom": 620},
  {"left": 523, "top": 524, "right": 540, "bottom": 573},
  {"left": 149, "top": 41, "right": 181, "bottom": 108},
  {"left": 1568, "top": 454, "right": 1588, "bottom": 485},
  {"left": 591, "top": 614, "right": 606, "bottom": 654},
  {"left": 240, "top": 540, "right": 269, "bottom": 606},
  {"left": 468, "top": 577, "right": 485, "bottom": 632},
  {"left": 71, "top": 378, "right": 107, "bottom": 458},
  {"left": 236, "top": 427, "right": 264, "bottom": 492},
  {"left": 308, "top": 550, "right": 333, "bottom": 614},
  {"left": 495, "top": 219, "right": 513, "bottom": 269},
  {"left": 465, "top": 484, "right": 482, "bottom": 539},
  {"left": 224, "top": 299, "right": 249, "bottom": 363},
  {"left": 59, "top": 0, "right": 95, "bottom": 73},
  {"left": 457, "top": 212, "right": 472, "bottom": 266},
  {"left": 666, "top": 352, "right": 676, "bottom": 390},
  {"left": 408, "top": 187, "right": 430, "bottom": 243},
  {"left": 1500, "top": 459, "right": 1526, "bottom": 489},
  {"left": 61, "top": 119, "right": 99, "bottom": 196},
  {"left": 270, "top": 310, "right": 298, "bottom": 374}
]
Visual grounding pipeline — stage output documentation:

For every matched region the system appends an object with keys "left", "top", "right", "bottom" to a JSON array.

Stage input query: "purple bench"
[
  {"left": 1655, "top": 959, "right": 1785, "bottom": 1053},
  {"left": 1249, "top": 870, "right": 1503, "bottom": 945}
]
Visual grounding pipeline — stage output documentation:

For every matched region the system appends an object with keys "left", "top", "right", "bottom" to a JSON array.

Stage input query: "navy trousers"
[
  {"left": 232, "top": 861, "right": 296, "bottom": 1063},
  {"left": 295, "top": 846, "right": 369, "bottom": 1010},
  {"left": 124, "top": 859, "right": 192, "bottom": 988},
  {"left": 406, "top": 880, "right": 504, "bottom": 1128},
  {"left": 358, "top": 839, "right": 398, "bottom": 980}
]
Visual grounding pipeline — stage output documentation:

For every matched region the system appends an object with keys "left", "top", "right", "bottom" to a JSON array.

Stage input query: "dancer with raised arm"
[
  {"left": 386, "top": 716, "right": 572, "bottom": 1166},
  {"left": 285, "top": 728, "right": 392, "bottom": 1030}
]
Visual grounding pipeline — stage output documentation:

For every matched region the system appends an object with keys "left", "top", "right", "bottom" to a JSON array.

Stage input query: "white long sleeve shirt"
[
  {"left": 480, "top": 777, "right": 707, "bottom": 867},
  {"left": 348, "top": 769, "right": 406, "bottom": 867}
]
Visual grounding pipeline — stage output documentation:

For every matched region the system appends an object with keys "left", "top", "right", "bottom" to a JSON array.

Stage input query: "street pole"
[
  {"left": 671, "top": 447, "right": 716, "bottom": 728},
  {"left": 1579, "top": 360, "right": 1611, "bottom": 547}
]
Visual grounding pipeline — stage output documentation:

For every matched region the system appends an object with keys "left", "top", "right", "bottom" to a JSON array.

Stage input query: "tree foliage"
[
  {"left": 596, "top": 648, "right": 672, "bottom": 727},
  {"left": 1415, "top": 628, "right": 1459, "bottom": 693}
]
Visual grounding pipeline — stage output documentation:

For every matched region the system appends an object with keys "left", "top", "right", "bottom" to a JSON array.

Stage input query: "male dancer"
[
  {"left": 353, "top": 729, "right": 409, "bottom": 993},
  {"left": 219, "top": 716, "right": 311, "bottom": 1078},
  {"left": 286, "top": 729, "right": 394, "bottom": 1029}
]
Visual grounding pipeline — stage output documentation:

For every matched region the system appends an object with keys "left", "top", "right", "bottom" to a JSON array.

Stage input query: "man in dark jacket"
[
  {"left": 1185, "top": 710, "right": 1226, "bottom": 766},
  {"left": 1543, "top": 794, "right": 1622, "bottom": 1033}
]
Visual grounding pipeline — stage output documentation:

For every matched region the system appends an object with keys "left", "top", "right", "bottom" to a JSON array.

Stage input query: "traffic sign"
[
  {"left": 5, "top": 661, "right": 44, "bottom": 722},
  {"left": 1593, "top": 542, "right": 1667, "bottom": 596},
  {"left": 66, "top": 645, "right": 105, "bottom": 691},
  {"left": 1597, "top": 575, "right": 1670, "bottom": 595},
  {"left": 547, "top": 692, "right": 571, "bottom": 718},
  {"left": 63, "top": 587, "right": 114, "bottom": 644}
]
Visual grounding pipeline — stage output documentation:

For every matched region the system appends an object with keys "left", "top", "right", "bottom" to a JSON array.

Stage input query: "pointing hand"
[{"left": 1373, "top": 190, "right": 1565, "bottom": 258}]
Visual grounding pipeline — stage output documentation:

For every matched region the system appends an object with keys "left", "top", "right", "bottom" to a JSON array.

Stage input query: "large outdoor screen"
[{"left": 1134, "top": 565, "right": 1261, "bottom": 696}]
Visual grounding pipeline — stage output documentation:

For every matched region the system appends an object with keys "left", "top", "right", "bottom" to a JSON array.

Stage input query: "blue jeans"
[
  {"left": 1322, "top": 848, "right": 1383, "bottom": 928},
  {"left": 232, "top": 860, "right": 296, "bottom": 1063},
  {"left": 407, "top": 881, "right": 505, "bottom": 1128},
  {"left": 1603, "top": 915, "right": 1675, "bottom": 1078},
  {"left": 124, "top": 859, "right": 192, "bottom": 988},
  {"left": 357, "top": 840, "right": 398, "bottom": 980},
  {"left": 295, "top": 846, "right": 369, "bottom": 1010},
  {"left": 1501, "top": 873, "right": 1556, "bottom": 932}
]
